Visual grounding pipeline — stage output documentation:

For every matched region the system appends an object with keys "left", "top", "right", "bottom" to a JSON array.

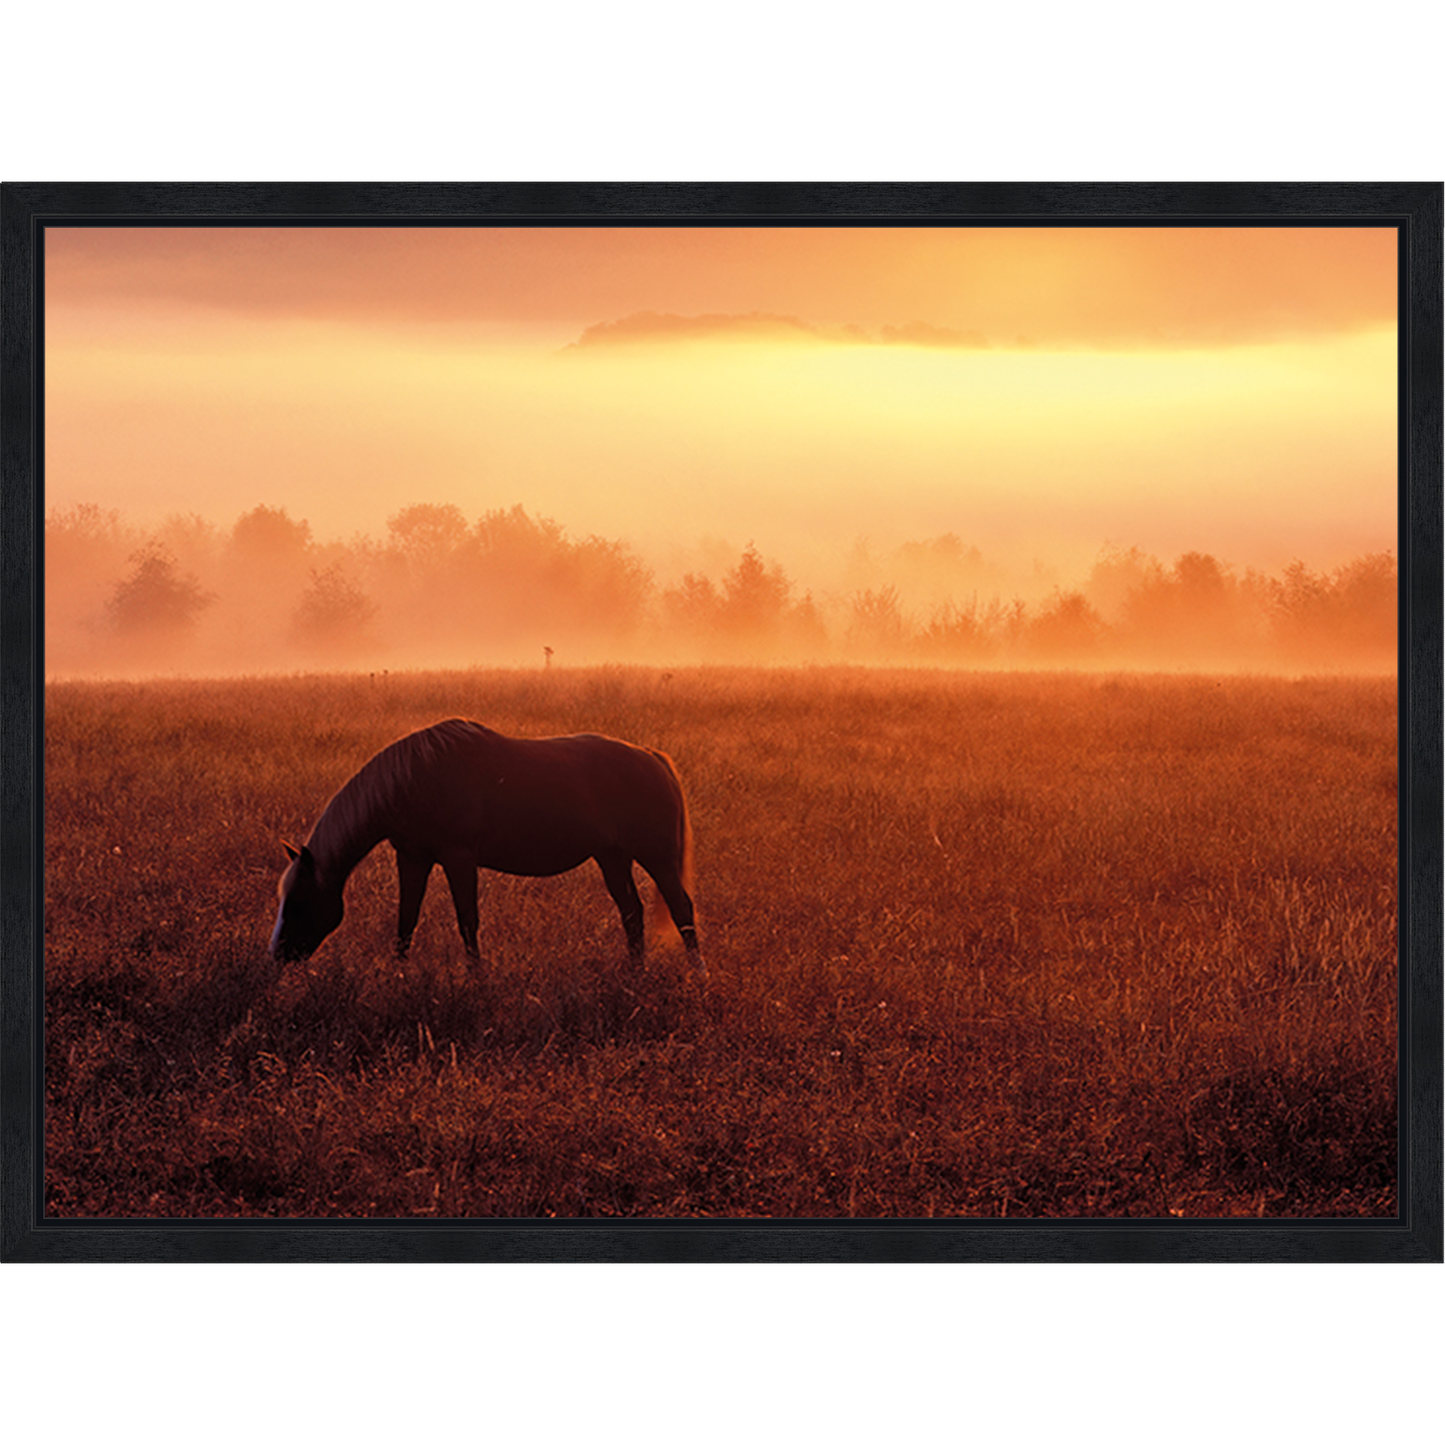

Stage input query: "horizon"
[{"left": 45, "top": 225, "right": 1398, "bottom": 674}]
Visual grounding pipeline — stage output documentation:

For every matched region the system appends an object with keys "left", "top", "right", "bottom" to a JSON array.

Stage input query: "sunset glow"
[{"left": 44, "top": 225, "right": 1398, "bottom": 671}]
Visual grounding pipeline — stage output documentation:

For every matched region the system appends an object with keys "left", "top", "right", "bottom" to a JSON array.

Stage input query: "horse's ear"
[{"left": 283, "top": 840, "right": 301, "bottom": 862}]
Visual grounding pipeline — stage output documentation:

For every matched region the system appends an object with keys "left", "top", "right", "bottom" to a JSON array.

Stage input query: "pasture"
[{"left": 44, "top": 666, "right": 1398, "bottom": 1217}]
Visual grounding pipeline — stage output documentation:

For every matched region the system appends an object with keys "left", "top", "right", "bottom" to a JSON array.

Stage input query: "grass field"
[{"left": 43, "top": 665, "right": 1398, "bottom": 1217}]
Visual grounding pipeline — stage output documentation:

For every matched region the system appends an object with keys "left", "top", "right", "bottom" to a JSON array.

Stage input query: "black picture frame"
[{"left": 3, "top": 181, "right": 1439, "bottom": 1262}]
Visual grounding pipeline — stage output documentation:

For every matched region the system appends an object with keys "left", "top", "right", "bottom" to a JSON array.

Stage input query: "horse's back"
[
  {"left": 388, "top": 721, "right": 685, "bottom": 873},
  {"left": 511, "top": 732, "right": 686, "bottom": 849}
]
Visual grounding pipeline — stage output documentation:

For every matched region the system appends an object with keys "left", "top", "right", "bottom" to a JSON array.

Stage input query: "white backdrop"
[{"left": 4, "top": 4, "right": 1441, "bottom": 1439}]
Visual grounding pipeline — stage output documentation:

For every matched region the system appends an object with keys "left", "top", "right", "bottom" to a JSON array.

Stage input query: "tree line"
[{"left": 45, "top": 501, "right": 1396, "bottom": 673}]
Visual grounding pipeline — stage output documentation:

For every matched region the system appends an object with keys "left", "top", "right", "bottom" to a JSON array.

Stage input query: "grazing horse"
[{"left": 270, "top": 718, "right": 703, "bottom": 976}]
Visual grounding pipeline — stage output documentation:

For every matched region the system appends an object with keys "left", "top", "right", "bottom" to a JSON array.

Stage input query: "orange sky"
[{"left": 45, "top": 226, "right": 1398, "bottom": 583}]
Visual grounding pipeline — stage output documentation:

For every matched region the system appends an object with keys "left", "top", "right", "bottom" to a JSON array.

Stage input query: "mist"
[
  {"left": 45, "top": 499, "right": 1396, "bottom": 679},
  {"left": 45, "top": 228, "right": 1396, "bottom": 655},
  {"left": 45, "top": 316, "right": 1397, "bottom": 592}
]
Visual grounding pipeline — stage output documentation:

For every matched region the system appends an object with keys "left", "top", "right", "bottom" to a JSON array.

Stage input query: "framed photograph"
[{"left": 2, "top": 182, "right": 1439, "bottom": 1261}]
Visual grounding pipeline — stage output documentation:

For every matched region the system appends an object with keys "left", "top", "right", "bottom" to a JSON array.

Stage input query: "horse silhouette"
[{"left": 270, "top": 718, "right": 702, "bottom": 976}]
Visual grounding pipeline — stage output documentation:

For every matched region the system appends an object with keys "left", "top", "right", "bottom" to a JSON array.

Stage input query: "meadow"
[{"left": 43, "top": 666, "right": 1398, "bottom": 1218}]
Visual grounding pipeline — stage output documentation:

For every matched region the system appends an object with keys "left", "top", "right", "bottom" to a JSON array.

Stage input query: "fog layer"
[{"left": 47, "top": 500, "right": 1395, "bottom": 677}]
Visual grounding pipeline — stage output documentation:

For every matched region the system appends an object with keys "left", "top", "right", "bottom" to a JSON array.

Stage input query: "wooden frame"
[{"left": 3, "top": 182, "right": 1439, "bottom": 1260}]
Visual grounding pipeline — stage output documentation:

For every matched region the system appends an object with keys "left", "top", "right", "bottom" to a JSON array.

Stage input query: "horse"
[{"left": 270, "top": 718, "right": 703, "bottom": 977}]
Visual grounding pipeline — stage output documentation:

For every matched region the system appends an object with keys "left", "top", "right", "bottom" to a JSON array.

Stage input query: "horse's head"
[{"left": 270, "top": 842, "right": 344, "bottom": 961}]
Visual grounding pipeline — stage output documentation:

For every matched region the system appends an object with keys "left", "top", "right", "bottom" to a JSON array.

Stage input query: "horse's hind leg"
[
  {"left": 597, "top": 851, "right": 645, "bottom": 961},
  {"left": 645, "top": 862, "right": 705, "bottom": 980}
]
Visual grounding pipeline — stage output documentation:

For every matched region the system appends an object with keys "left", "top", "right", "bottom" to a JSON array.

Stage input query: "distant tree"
[
  {"left": 916, "top": 599, "right": 994, "bottom": 661},
  {"left": 388, "top": 503, "right": 469, "bottom": 566},
  {"left": 1025, "top": 591, "right": 1105, "bottom": 660},
  {"left": 659, "top": 548, "right": 809, "bottom": 657},
  {"left": 467, "top": 507, "right": 563, "bottom": 609},
  {"left": 1269, "top": 553, "right": 1396, "bottom": 662},
  {"left": 1117, "top": 551, "right": 1241, "bottom": 660},
  {"left": 895, "top": 533, "right": 985, "bottom": 572},
  {"left": 785, "top": 591, "right": 830, "bottom": 656},
  {"left": 846, "top": 586, "right": 908, "bottom": 658},
  {"left": 1269, "top": 560, "right": 1331, "bottom": 653},
  {"left": 291, "top": 564, "right": 377, "bottom": 652},
  {"left": 662, "top": 573, "right": 724, "bottom": 639},
  {"left": 561, "top": 534, "right": 654, "bottom": 637},
  {"left": 375, "top": 503, "right": 480, "bottom": 647},
  {"left": 473, "top": 505, "right": 566, "bottom": 561},
  {"left": 47, "top": 501, "right": 129, "bottom": 556},
  {"left": 230, "top": 505, "right": 312, "bottom": 568},
  {"left": 155, "top": 513, "right": 221, "bottom": 571},
  {"left": 1331, "top": 552, "right": 1396, "bottom": 658},
  {"left": 994, "top": 597, "right": 1030, "bottom": 653},
  {"left": 458, "top": 506, "right": 654, "bottom": 646},
  {"left": 719, "top": 546, "right": 792, "bottom": 639},
  {"left": 891, "top": 533, "right": 999, "bottom": 608},
  {"left": 1174, "top": 550, "right": 1228, "bottom": 602},
  {"left": 106, "top": 543, "right": 214, "bottom": 637},
  {"left": 46, "top": 504, "right": 137, "bottom": 667},
  {"left": 1086, "top": 545, "right": 1162, "bottom": 621},
  {"left": 47, "top": 504, "right": 131, "bottom": 598}
]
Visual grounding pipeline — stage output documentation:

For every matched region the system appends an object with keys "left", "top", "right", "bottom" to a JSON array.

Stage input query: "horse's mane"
[{"left": 310, "top": 719, "right": 485, "bottom": 869}]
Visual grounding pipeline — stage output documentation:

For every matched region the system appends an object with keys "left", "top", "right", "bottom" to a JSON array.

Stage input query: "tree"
[
  {"left": 229, "top": 505, "right": 312, "bottom": 570},
  {"left": 846, "top": 586, "right": 907, "bottom": 659},
  {"left": 893, "top": 533, "right": 997, "bottom": 608},
  {"left": 291, "top": 564, "right": 377, "bottom": 653},
  {"left": 719, "top": 545, "right": 792, "bottom": 639},
  {"left": 1086, "top": 545, "right": 1161, "bottom": 621},
  {"left": 1174, "top": 550, "right": 1228, "bottom": 604},
  {"left": 1025, "top": 591, "right": 1105, "bottom": 660},
  {"left": 1116, "top": 551, "right": 1240, "bottom": 661},
  {"left": 662, "top": 573, "right": 724, "bottom": 639},
  {"left": 659, "top": 548, "right": 810, "bottom": 658},
  {"left": 47, "top": 501, "right": 129, "bottom": 560},
  {"left": 47, "top": 504, "right": 137, "bottom": 668},
  {"left": 387, "top": 503, "right": 469, "bottom": 566},
  {"left": 916, "top": 599, "right": 994, "bottom": 661},
  {"left": 1269, "top": 553, "right": 1396, "bottom": 663},
  {"left": 785, "top": 591, "right": 829, "bottom": 656},
  {"left": 560, "top": 534, "right": 654, "bottom": 638},
  {"left": 1331, "top": 552, "right": 1396, "bottom": 659},
  {"left": 107, "top": 543, "right": 214, "bottom": 637}
]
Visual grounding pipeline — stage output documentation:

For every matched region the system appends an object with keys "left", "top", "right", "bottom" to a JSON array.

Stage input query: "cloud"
[
  {"left": 878, "top": 321, "right": 991, "bottom": 350},
  {"left": 47, "top": 229, "right": 1396, "bottom": 352},
  {"left": 566, "top": 310, "right": 998, "bottom": 352},
  {"left": 565, "top": 310, "right": 827, "bottom": 349}
]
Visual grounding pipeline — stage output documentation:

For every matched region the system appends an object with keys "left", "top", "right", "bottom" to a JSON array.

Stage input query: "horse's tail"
[{"left": 646, "top": 750, "right": 695, "bottom": 947}]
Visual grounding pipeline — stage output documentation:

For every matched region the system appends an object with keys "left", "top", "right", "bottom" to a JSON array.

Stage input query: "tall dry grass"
[{"left": 44, "top": 666, "right": 1397, "bottom": 1217}]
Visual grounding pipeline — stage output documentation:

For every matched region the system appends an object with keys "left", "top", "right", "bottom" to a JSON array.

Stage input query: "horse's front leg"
[
  {"left": 439, "top": 852, "right": 481, "bottom": 961},
  {"left": 395, "top": 849, "right": 433, "bottom": 958}
]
